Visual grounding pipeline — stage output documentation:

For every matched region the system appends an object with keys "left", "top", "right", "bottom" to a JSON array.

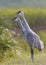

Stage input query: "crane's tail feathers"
[{"left": 40, "top": 40, "right": 44, "bottom": 50}]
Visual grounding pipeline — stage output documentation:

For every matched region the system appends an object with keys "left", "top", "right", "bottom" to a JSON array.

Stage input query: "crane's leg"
[{"left": 31, "top": 47, "right": 34, "bottom": 62}]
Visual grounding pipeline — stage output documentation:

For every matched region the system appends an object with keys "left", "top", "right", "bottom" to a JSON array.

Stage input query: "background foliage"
[{"left": 0, "top": 8, "right": 46, "bottom": 65}]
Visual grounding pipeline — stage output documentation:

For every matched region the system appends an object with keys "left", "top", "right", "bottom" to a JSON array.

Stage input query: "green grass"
[
  {"left": 0, "top": 8, "right": 46, "bottom": 65},
  {"left": 0, "top": 51, "right": 46, "bottom": 65},
  {"left": 0, "top": 8, "right": 46, "bottom": 28},
  {"left": 0, "top": 29, "right": 46, "bottom": 65}
]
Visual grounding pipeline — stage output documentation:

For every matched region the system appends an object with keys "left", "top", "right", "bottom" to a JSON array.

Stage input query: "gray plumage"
[{"left": 12, "top": 11, "right": 44, "bottom": 61}]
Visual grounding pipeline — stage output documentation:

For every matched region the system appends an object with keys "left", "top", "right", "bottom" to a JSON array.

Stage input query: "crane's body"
[{"left": 12, "top": 11, "right": 44, "bottom": 61}]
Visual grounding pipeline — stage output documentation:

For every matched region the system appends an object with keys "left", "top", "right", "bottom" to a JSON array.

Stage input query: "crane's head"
[
  {"left": 12, "top": 17, "right": 21, "bottom": 23},
  {"left": 12, "top": 17, "right": 17, "bottom": 21},
  {"left": 17, "top": 11, "right": 24, "bottom": 17}
]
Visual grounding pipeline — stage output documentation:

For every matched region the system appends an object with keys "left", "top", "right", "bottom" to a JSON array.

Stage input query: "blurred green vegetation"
[
  {"left": 0, "top": 8, "right": 46, "bottom": 27},
  {"left": 0, "top": 8, "right": 46, "bottom": 65}
]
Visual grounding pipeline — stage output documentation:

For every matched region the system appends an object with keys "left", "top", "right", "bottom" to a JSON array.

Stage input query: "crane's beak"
[{"left": 17, "top": 11, "right": 21, "bottom": 14}]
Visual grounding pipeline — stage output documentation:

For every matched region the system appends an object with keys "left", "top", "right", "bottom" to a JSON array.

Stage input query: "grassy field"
[{"left": 0, "top": 8, "right": 46, "bottom": 65}]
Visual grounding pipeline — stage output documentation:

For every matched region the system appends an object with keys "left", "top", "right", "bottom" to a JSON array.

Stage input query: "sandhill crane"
[{"left": 12, "top": 11, "right": 44, "bottom": 61}]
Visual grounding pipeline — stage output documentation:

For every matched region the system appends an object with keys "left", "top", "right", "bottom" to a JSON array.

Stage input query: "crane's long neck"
[
  {"left": 21, "top": 15, "right": 31, "bottom": 31},
  {"left": 17, "top": 19, "right": 25, "bottom": 33}
]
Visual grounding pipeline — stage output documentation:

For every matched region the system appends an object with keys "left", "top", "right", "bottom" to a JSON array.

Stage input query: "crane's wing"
[{"left": 26, "top": 32, "right": 34, "bottom": 44}]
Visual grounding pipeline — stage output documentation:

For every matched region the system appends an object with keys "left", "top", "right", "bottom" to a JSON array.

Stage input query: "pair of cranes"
[{"left": 12, "top": 11, "right": 44, "bottom": 61}]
